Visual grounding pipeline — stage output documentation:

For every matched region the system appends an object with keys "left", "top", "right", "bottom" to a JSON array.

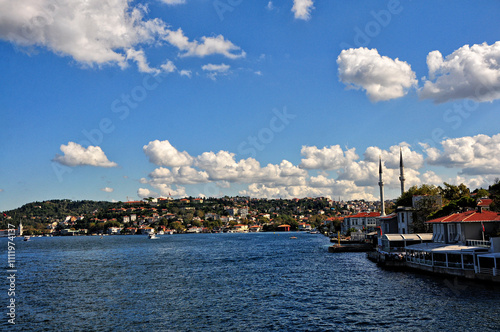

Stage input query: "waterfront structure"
[
  {"left": 298, "top": 223, "right": 312, "bottom": 231},
  {"left": 404, "top": 208, "right": 500, "bottom": 281},
  {"left": 379, "top": 233, "right": 433, "bottom": 254},
  {"left": 277, "top": 224, "right": 291, "bottom": 232},
  {"left": 232, "top": 224, "right": 249, "bottom": 233},
  {"left": 249, "top": 225, "right": 262, "bottom": 232},
  {"left": 379, "top": 213, "right": 398, "bottom": 234},
  {"left": 342, "top": 212, "right": 381, "bottom": 233},
  {"left": 396, "top": 206, "right": 413, "bottom": 234}
]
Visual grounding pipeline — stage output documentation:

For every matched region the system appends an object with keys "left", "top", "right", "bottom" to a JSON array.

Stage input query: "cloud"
[
  {"left": 143, "top": 140, "right": 194, "bottom": 167},
  {"left": 239, "top": 182, "right": 377, "bottom": 201},
  {"left": 421, "top": 171, "right": 442, "bottom": 186},
  {"left": 53, "top": 142, "right": 118, "bottom": 167},
  {"left": 179, "top": 69, "right": 192, "bottom": 78},
  {"left": 160, "top": 60, "right": 177, "bottom": 73},
  {"left": 363, "top": 144, "right": 424, "bottom": 169},
  {"left": 420, "top": 41, "right": 500, "bottom": 103},
  {"left": 202, "top": 63, "right": 230, "bottom": 80},
  {"left": 138, "top": 137, "right": 497, "bottom": 200},
  {"left": 337, "top": 48, "right": 417, "bottom": 102},
  {"left": 160, "top": 0, "right": 186, "bottom": 5},
  {"left": 292, "top": 0, "right": 314, "bottom": 20},
  {"left": 142, "top": 184, "right": 186, "bottom": 198},
  {"left": 300, "top": 145, "right": 359, "bottom": 170},
  {"left": 202, "top": 63, "right": 230, "bottom": 72},
  {"left": 137, "top": 188, "right": 159, "bottom": 198},
  {"left": 163, "top": 28, "right": 245, "bottom": 59},
  {"left": 0, "top": 189, "right": 4, "bottom": 192},
  {"left": 126, "top": 48, "right": 160, "bottom": 75},
  {"left": 0, "top": 1, "right": 159, "bottom": 69},
  {"left": 422, "top": 134, "right": 500, "bottom": 175},
  {"left": 0, "top": 0, "right": 244, "bottom": 72},
  {"left": 148, "top": 166, "right": 209, "bottom": 184},
  {"left": 101, "top": 187, "right": 114, "bottom": 193}
]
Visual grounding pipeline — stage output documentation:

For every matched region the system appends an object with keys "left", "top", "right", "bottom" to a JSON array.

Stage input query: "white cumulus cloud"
[
  {"left": 300, "top": 145, "right": 358, "bottom": 170},
  {"left": 0, "top": 0, "right": 244, "bottom": 73},
  {"left": 137, "top": 188, "right": 159, "bottom": 198},
  {"left": 160, "top": 0, "right": 186, "bottom": 5},
  {"left": 423, "top": 134, "right": 500, "bottom": 175},
  {"left": 101, "top": 187, "right": 114, "bottom": 193},
  {"left": 292, "top": 0, "right": 314, "bottom": 20},
  {"left": 337, "top": 48, "right": 417, "bottom": 102},
  {"left": 53, "top": 142, "right": 117, "bottom": 167},
  {"left": 143, "top": 140, "right": 194, "bottom": 167},
  {"left": 163, "top": 28, "right": 245, "bottom": 59},
  {"left": 420, "top": 41, "right": 500, "bottom": 103},
  {"left": 202, "top": 63, "right": 230, "bottom": 72}
]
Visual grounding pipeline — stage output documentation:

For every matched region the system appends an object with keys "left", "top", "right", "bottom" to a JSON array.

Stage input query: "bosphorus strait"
[{"left": 3, "top": 233, "right": 499, "bottom": 331}]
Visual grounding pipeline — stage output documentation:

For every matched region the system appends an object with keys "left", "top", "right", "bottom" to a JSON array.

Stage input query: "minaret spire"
[
  {"left": 399, "top": 147, "right": 405, "bottom": 196},
  {"left": 378, "top": 157, "right": 386, "bottom": 216}
]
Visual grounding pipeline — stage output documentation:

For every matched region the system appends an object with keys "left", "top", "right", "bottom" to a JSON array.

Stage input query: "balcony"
[{"left": 466, "top": 239, "right": 490, "bottom": 247}]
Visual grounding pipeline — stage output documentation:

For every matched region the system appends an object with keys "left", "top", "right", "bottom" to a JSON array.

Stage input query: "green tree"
[
  {"left": 396, "top": 184, "right": 441, "bottom": 207},
  {"left": 440, "top": 182, "right": 470, "bottom": 202},
  {"left": 489, "top": 179, "right": 500, "bottom": 212}
]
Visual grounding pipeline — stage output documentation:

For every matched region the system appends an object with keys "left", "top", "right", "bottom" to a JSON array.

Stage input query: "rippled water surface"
[{"left": 2, "top": 233, "right": 500, "bottom": 331}]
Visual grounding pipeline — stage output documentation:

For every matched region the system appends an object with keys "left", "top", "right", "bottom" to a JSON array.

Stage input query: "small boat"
[
  {"left": 148, "top": 233, "right": 158, "bottom": 239},
  {"left": 23, "top": 236, "right": 31, "bottom": 241},
  {"left": 157, "top": 230, "right": 164, "bottom": 235},
  {"left": 290, "top": 236, "right": 297, "bottom": 239}
]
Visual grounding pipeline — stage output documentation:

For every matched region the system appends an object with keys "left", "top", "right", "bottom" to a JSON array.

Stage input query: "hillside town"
[
  {"left": 2, "top": 152, "right": 499, "bottom": 283},
  {"left": 0, "top": 196, "right": 386, "bottom": 237}
]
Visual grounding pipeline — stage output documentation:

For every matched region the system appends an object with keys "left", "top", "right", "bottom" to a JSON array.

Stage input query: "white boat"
[
  {"left": 23, "top": 236, "right": 31, "bottom": 241},
  {"left": 157, "top": 230, "right": 164, "bottom": 235},
  {"left": 148, "top": 233, "right": 158, "bottom": 239}
]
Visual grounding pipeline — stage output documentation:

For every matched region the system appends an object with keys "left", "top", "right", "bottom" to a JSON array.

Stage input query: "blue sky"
[{"left": 1, "top": 0, "right": 500, "bottom": 211}]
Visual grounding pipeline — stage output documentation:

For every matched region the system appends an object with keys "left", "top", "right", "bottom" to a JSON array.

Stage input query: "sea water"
[{"left": 2, "top": 233, "right": 499, "bottom": 331}]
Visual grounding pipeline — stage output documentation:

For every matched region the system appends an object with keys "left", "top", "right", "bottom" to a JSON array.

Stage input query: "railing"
[
  {"left": 464, "top": 263, "right": 475, "bottom": 270},
  {"left": 478, "top": 267, "right": 494, "bottom": 275},
  {"left": 447, "top": 262, "right": 462, "bottom": 269},
  {"left": 466, "top": 239, "right": 490, "bottom": 247}
]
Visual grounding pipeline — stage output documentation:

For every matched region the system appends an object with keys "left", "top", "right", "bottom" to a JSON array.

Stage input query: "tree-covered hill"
[{"left": 1, "top": 199, "right": 119, "bottom": 227}]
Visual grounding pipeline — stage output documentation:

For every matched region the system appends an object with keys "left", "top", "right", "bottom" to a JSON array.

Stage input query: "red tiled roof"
[
  {"left": 426, "top": 210, "right": 500, "bottom": 223},
  {"left": 477, "top": 199, "right": 493, "bottom": 207},
  {"left": 347, "top": 212, "right": 381, "bottom": 218}
]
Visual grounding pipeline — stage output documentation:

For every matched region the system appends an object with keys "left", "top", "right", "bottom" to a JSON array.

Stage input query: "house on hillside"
[{"left": 342, "top": 212, "right": 380, "bottom": 233}]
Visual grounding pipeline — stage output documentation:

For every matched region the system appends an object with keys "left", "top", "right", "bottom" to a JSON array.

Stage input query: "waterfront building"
[
  {"left": 396, "top": 206, "right": 413, "bottom": 234},
  {"left": 298, "top": 223, "right": 312, "bottom": 231},
  {"left": 379, "top": 233, "right": 433, "bottom": 254},
  {"left": 379, "top": 213, "right": 398, "bottom": 234},
  {"left": 277, "top": 224, "right": 291, "bottom": 232},
  {"left": 249, "top": 225, "right": 262, "bottom": 232},
  {"left": 232, "top": 224, "right": 249, "bottom": 233},
  {"left": 342, "top": 212, "right": 380, "bottom": 234},
  {"left": 404, "top": 208, "right": 500, "bottom": 281},
  {"left": 107, "top": 227, "right": 123, "bottom": 235}
]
